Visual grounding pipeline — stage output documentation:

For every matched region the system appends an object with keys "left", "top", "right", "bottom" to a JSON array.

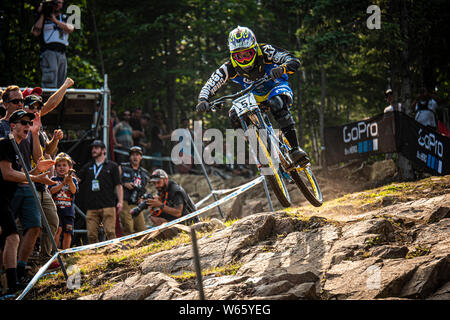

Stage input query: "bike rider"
[{"left": 196, "top": 26, "right": 309, "bottom": 167}]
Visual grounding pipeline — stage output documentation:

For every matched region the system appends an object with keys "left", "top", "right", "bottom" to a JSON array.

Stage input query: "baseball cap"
[
  {"left": 385, "top": 89, "right": 393, "bottom": 96},
  {"left": 9, "top": 109, "right": 35, "bottom": 124},
  {"left": 142, "top": 113, "right": 151, "bottom": 120},
  {"left": 150, "top": 169, "right": 168, "bottom": 181},
  {"left": 91, "top": 140, "right": 106, "bottom": 149},
  {"left": 22, "top": 87, "right": 43, "bottom": 98},
  {"left": 24, "top": 94, "right": 44, "bottom": 107},
  {"left": 129, "top": 146, "right": 143, "bottom": 155}
]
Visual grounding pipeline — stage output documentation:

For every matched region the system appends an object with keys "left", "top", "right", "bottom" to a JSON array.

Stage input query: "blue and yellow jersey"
[{"left": 198, "top": 43, "right": 299, "bottom": 105}]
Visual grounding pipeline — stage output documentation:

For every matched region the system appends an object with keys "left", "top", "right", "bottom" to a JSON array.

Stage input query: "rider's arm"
[
  {"left": 198, "top": 62, "right": 235, "bottom": 102},
  {"left": 260, "top": 44, "right": 300, "bottom": 75}
]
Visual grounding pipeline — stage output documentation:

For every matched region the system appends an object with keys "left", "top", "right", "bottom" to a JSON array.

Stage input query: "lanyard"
[{"left": 93, "top": 163, "right": 103, "bottom": 179}]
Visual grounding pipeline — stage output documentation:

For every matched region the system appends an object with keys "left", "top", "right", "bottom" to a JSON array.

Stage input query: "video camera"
[
  {"left": 130, "top": 193, "right": 153, "bottom": 219},
  {"left": 41, "top": 0, "right": 58, "bottom": 18}
]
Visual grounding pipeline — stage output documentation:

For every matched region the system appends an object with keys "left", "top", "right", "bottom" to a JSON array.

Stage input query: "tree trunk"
[
  {"left": 295, "top": 10, "right": 304, "bottom": 147},
  {"left": 165, "top": 29, "right": 177, "bottom": 131},
  {"left": 398, "top": 0, "right": 415, "bottom": 180},
  {"left": 319, "top": 65, "right": 326, "bottom": 167}
]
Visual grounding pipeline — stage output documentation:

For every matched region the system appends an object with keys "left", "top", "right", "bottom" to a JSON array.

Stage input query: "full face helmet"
[{"left": 228, "top": 26, "right": 261, "bottom": 72}]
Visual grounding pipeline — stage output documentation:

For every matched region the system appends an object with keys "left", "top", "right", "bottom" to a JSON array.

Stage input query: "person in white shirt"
[
  {"left": 383, "top": 89, "right": 402, "bottom": 113},
  {"left": 413, "top": 87, "right": 438, "bottom": 130},
  {"left": 32, "top": 0, "right": 74, "bottom": 88}
]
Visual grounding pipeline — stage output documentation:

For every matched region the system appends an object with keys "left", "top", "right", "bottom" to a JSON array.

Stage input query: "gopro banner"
[
  {"left": 324, "top": 113, "right": 397, "bottom": 165},
  {"left": 394, "top": 112, "right": 450, "bottom": 175}
]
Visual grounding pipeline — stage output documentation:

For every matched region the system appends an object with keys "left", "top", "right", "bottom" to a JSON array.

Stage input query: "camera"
[
  {"left": 41, "top": 0, "right": 58, "bottom": 18},
  {"left": 130, "top": 193, "right": 153, "bottom": 219},
  {"left": 129, "top": 183, "right": 140, "bottom": 204}
]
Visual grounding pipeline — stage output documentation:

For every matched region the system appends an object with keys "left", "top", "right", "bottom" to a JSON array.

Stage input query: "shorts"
[
  {"left": 11, "top": 186, "right": 41, "bottom": 232},
  {"left": 59, "top": 215, "right": 75, "bottom": 235},
  {"left": 0, "top": 196, "right": 19, "bottom": 249}
]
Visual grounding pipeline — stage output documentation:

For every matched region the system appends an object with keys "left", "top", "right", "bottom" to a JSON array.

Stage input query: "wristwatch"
[{"left": 160, "top": 204, "right": 165, "bottom": 211}]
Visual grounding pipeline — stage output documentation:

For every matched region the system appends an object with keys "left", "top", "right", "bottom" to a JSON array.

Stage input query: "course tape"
[
  {"left": 16, "top": 253, "right": 59, "bottom": 300},
  {"left": 194, "top": 183, "right": 247, "bottom": 208},
  {"left": 16, "top": 175, "right": 264, "bottom": 300}
]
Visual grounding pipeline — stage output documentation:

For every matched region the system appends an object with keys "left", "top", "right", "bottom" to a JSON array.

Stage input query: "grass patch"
[
  {"left": 406, "top": 245, "right": 431, "bottom": 259},
  {"left": 170, "top": 263, "right": 242, "bottom": 282}
]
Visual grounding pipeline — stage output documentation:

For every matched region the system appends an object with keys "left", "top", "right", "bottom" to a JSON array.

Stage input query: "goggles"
[{"left": 232, "top": 48, "right": 256, "bottom": 64}]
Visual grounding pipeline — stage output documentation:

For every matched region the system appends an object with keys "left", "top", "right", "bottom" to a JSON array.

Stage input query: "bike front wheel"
[{"left": 290, "top": 166, "right": 323, "bottom": 207}]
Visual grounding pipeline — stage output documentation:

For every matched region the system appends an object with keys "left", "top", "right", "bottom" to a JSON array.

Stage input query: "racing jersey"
[
  {"left": 198, "top": 43, "right": 300, "bottom": 104},
  {"left": 50, "top": 175, "right": 78, "bottom": 217}
]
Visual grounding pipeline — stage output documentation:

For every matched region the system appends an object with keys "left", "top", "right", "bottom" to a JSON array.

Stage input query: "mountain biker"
[{"left": 196, "top": 26, "right": 309, "bottom": 167}]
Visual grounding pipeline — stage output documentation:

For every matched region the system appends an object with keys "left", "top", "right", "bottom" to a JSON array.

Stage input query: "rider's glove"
[
  {"left": 196, "top": 100, "right": 210, "bottom": 113},
  {"left": 270, "top": 66, "right": 285, "bottom": 80}
]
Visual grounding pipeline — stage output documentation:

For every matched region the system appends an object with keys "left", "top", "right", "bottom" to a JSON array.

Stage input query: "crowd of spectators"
[
  {"left": 112, "top": 108, "right": 171, "bottom": 172},
  {"left": 0, "top": 81, "right": 203, "bottom": 298}
]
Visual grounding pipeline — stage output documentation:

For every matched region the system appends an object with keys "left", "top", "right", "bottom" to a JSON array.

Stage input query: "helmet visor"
[{"left": 232, "top": 48, "right": 256, "bottom": 64}]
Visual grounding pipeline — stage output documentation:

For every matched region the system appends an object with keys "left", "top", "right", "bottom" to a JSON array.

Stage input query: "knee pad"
[{"left": 267, "top": 95, "right": 295, "bottom": 129}]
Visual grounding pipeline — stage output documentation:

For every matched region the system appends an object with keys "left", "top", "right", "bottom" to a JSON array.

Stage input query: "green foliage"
[{"left": 1, "top": 0, "right": 448, "bottom": 164}]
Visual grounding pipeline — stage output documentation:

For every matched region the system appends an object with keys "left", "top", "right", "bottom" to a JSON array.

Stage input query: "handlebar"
[{"left": 208, "top": 75, "right": 272, "bottom": 111}]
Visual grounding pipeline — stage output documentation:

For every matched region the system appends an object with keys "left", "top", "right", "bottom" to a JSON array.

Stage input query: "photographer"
[
  {"left": 119, "top": 146, "right": 149, "bottom": 235},
  {"left": 32, "top": 0, "right": 74, "bottom": 88},
  {"left": 145, "top": 169, "right": 198, "bottom": 226}
]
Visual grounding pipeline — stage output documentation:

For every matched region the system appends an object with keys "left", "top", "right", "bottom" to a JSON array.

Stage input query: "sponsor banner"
[
  {"left": 324, "top": 113, "right": 397, "bottom": 165},
  {"left": 394, "top": 112, "right": 450, "bottom": 175}
]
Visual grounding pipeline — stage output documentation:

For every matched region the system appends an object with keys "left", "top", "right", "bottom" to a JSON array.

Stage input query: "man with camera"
[
  {"left": 141, "top": 169, "right": 198, "bottom": 226},
  {"left": 32, "top": 0, "right": 74, "bottom": 88},
  {"left": 119, "top": 146, "right": 149, "bottom": 235}
]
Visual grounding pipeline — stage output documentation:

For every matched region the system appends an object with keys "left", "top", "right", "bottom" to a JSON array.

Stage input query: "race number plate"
[{"left": 233, "top": 93, "right": 258, "bottom": 116}]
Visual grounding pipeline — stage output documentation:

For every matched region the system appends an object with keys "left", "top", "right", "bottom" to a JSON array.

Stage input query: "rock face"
[{"left": 78, "top": 186, "right": 450, "bottom": 300}]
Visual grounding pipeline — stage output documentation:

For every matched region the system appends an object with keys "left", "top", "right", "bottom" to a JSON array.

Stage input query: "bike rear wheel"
[{"left": 290, "top": 166, "right": 323, "bottom": 207}]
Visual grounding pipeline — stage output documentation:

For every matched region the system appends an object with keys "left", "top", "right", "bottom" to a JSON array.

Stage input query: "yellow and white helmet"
[{"left": 228, "top": 26, "right": 261, "bottom": 71}]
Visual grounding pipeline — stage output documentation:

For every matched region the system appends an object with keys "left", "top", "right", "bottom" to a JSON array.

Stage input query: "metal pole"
[
  {"left": 103, "top": 73, "right": 110, "bottom": 158},
  {"left": 8, "top": 134, "right": 69, "bottom": 280},
  {"left": 190, "top": 228, "right": 205, "bottom": 300},
  {"left": 189, "top": 130, "right": 224, "bottom": 218}
]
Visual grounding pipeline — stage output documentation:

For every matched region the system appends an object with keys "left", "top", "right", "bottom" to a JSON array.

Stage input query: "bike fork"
[{"left": 240, "top": 117, "right": 274, "bottom": 212}]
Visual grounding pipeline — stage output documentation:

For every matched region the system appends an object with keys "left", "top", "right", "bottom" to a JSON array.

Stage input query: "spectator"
[
  {"left": 149, "top": 111, "right": 172, "bottom": 170},
  {"left": 113, "top": 110, "right": 133, "bottom": 164},
  {"left": 145, "top": 169, "right": 198, "bottom": 226},
  {"left": 0, "top": 87, "right": 49, "bottom": 283},
  {"left": 130, "top": 108, "right": 145, "bottom": 147},
  {"left": 32, "top": 0, "right": 74, "bottom": 88},
  {"left": 383, "top": 89, "right": 402, "bottom": 113},
  {"left": 119, "top": 146, "right": 149, "bottom": 235},
  {"left": 137, "top": 113, "right": 151, "bottom": 152},
  {"left": 77, "top": 140, "right": 123, "bottom": 244},
  {"left": 413, "top": 87, "right": 438, "bottom": 130},
  {"left": 0, "top": 110, "right": 54, "bottom": 294},
  {"left": 49, "top": 153, "right": 78, "bottom": 249},
  {"left": 23, "top": 94, "right": 62, "bottom": 269},
  {"left": 0, "top": 89, "right": 5, "bottom": 119}
]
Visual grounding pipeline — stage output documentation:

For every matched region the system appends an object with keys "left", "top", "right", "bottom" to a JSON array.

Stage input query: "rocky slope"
[
  {"left": 28, "top": 163, "right": 449, "bottom": 300},
  {"left": 74, "top": 172, "right": 449, "bottom": 301}
]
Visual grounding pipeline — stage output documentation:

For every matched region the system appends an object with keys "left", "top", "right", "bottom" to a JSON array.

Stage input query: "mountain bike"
[{"left": 207, "top": 75, "right": 323, "bottom": 207}]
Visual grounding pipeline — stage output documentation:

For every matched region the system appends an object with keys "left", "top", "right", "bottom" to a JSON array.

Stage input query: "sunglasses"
[
  {"left": 7, "top": 99, "right": 24, "bottom": 105},
  {"left": 232, "top": 48, "right": 256, "bottom": 63},
  {"left": 15, "top": 120, "right": 33, "bottom": 126},
  {"left": 26, "top": 103, "right": 43, "bottom": 111}
]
